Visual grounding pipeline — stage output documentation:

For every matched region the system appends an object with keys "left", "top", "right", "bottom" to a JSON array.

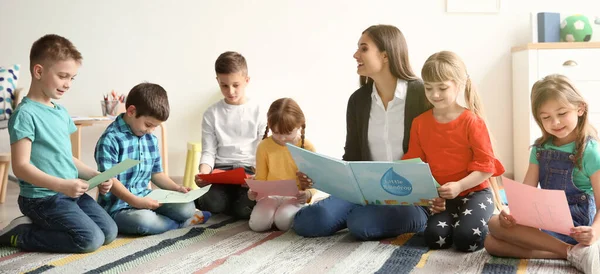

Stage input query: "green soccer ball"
[{"left": 560, "top": 15, "right": 593, "bottom": 42}]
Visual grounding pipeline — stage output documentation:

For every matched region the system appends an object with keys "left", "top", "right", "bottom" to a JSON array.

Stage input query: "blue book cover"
[
  {"left": 287, "top": 144, "right": 439, "bottom": 206},
  {"left": 350, "top": 161, "right": 439, "bottom": 206}
]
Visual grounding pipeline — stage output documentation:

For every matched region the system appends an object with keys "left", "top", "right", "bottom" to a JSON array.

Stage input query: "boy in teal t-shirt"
[{"left": 0, "top": 34, "right": 117, "bottom": 253}]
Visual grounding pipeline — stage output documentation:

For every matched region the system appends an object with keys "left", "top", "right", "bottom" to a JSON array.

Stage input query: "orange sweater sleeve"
[
  {"left": 466, "top": 116, "right": 505, "bottom": 176},
  {"left": 402, "top": 115, "right": 427, "bottom": 162}
]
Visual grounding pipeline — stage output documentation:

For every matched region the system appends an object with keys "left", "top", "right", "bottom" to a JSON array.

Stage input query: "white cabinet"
[{"left": 512, "top": 43, "right": 600, "bottom": 182}]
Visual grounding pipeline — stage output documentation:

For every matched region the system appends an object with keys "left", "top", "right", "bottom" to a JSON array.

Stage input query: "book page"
[
  {"left": 503, "top": 179, "right": 574, "bottom": 235},
  {"left": 286, "top": 144, "right": 365, "bottom": 205}
]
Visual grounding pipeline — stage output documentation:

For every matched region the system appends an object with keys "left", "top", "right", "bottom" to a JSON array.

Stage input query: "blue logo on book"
[{"left": 380, "top": 168, "right": 412, "bottom": 196}]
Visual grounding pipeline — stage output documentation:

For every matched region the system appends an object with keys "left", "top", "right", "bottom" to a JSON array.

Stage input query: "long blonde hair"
[
  {"left": 531, "top": 74, "right": 598, "bottom": 169},
  {"left": 422, "top": 51, "right": 503, "bottom": 210},
  {"left": 421, "top": 51, "right": 484, "bottom": 118},
  {"left": 359, "top": 25, "right": 417, "bottom": 86},
  {"left": 263, "top": 98, "right": 306, "bottom": 148}
]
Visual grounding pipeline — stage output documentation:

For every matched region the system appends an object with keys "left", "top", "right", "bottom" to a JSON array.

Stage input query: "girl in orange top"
[{"left": 402, "top": 51, "right": 504, "bottom": 252}]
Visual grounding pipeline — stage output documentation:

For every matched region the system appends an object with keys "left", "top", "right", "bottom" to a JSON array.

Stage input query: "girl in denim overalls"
[{"left": 485, "top": 74, "right": 600, "bottom": 274}]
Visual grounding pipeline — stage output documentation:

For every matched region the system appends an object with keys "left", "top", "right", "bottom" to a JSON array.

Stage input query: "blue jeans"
[
  {"left": 113, "top": 202, "right": 196, "bottom": 235},
  {"left": 293, "top": 196, "right": 429, "bottom": 240},
  {"left": 17, "top": 193, "right": 118, "bottom": 253}
]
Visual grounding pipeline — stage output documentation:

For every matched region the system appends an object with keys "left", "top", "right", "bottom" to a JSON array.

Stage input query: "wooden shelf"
[{"left": 511, "top": 42, "right": 600, "bottom": 52}]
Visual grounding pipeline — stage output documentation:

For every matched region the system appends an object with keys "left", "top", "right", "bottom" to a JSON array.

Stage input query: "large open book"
[{"left": 287, "top": 144, "right": 439, "bottom": 206}]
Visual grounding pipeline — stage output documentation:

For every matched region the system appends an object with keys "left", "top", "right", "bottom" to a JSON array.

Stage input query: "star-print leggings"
[{"left": 424, "top": 188, "right": 494, "bottom": 252}]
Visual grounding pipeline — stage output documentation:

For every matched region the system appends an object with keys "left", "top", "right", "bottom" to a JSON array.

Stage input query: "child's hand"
[
  {"left": 61, "top": 179, "right": 90, "bottom": 198},
  {"left": 247, "top": 190, "right": 258, "bottom": 201},
  {"left": 296, "top": 172, "right": 313, "bottom": 190},
  {"left": 98, "top": 178, "right": 115, "bottom": 195},
  {"left": 438, "top": 181, "right": 462, "bottom": 199},
  {"left": 195, "top": 174, "right": 210, "bottom": 188},
  {"left": 498, "top": 208, "right": 516, "bottom": 228},
  {"left": 429, "top": 197, "right": 446, "bottom": 214},
  {"left": 296, "top": 190, "right": 312, "bottom": 204},
  {"left": 571, "top": 226, "right": 598, "bottom": 246},
  {"left": 132, "top": 197, "right": 160, "bottom": 210},
  {"left": 176, "top": 186, "right": 191, "bottom": 193}
]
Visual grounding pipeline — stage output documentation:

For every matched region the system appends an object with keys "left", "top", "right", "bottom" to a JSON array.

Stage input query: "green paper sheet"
[
  {"left": 145, "top": 189, "right": 206, "bottom": 203},
  {"left": 87, "top": 159, "right": 140, "bottom": 188}
]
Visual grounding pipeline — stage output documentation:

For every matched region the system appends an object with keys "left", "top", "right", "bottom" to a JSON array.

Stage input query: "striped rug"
[{"left": 0, "top": 215, "right": 580, "bottom": 274}]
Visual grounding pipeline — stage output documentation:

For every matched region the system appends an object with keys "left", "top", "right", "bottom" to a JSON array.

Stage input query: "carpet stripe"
[
  {"left": 294, "top": 233, "right": 361, "bottom": 274},
  {"left": 387, "top": 233, "right": 415, "bottom": 246},
  {"left": 48, "top": 218, "right": 241, "bottom": 274},
  {"left": 25, "top": 238, "right": 136, "bottom": 272},
  {"left": 326, "top": 241, "right": 398, "bottom": 274},
  {"left": 482, "top": 257, "right": 519, "bottom": 274},
  {"left": 481, "top": 263, "right": 517, "bottom": 274},
  {"left": 516, "top": 259, "right": 527, "bottom": 274},
  {"left": 40, "top": 215, "right": 236, "bottom": 274},
  {"left": 375, "top": 233, "right": 429, "bottom": 273},
  {"left": 23, "top": 265, "right": 54, "bottom": 274},
  {"left": 0, "top": 251, "right": 26, "bottom": 263},
  {"left": 122, "top": 221, "right": 251, "bottom": 274},
  {"left": 208, "top": 231, "right": 348, "bottom": 274},
  {"left": 195, "top": 230, "right": 285, "bottom": 274},
  {"left": 415, "top": 250, "right": 433, "bottom": 268},
  {"left": 524, "top": 258, "right": 580, "bottom": 274},
  {"left": 82, "top": 217, "right": 237, "bottom": 274},
  {"left": 149, "top": 230, "right": 287, "bottom": 274},
  {"left": 0, "top": 253, "right": 68, "bottom": 273},
  {"left": 87, "top": 228, "right": 208, "bottom": 274},
  {"left": 411, "top": 248, "right": 492, "bottom": 274}
]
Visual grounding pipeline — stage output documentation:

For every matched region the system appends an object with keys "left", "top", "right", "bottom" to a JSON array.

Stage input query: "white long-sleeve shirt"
[{"left": 200, "top": 99, "right": 267, "bottom": 169}]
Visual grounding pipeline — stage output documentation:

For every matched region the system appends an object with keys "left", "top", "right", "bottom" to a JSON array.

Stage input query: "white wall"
[{"left": 1, "top": 0, "right": 599, "bottom": 178}]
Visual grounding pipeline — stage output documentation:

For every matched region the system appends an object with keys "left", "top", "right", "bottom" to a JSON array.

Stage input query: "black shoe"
[{"left": 0, "top": 216, "right": 32, "bottom": 247}]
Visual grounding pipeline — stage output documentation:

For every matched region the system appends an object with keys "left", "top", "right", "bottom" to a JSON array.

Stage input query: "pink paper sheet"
[
  {"left": 245, "top": 179, "right": 299, "bottom": 200},
  {"left": 503, "top": 179, "right": 574, "bottom": 235}
]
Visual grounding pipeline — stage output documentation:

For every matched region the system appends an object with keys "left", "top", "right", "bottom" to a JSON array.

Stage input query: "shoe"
[
  {"left": 184, "top": 210, "right": 212, "bottom": 227},
  {"left": 0, "top": 216, "right": 32, "bottom": 247},
  {"left": 568, "top": 243, "right": 600, "bottom": 274}
]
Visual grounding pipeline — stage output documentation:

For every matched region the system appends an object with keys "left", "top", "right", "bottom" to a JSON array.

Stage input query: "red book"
[{"left": 196, "top": 168, "right": 249, "bottom": 185}]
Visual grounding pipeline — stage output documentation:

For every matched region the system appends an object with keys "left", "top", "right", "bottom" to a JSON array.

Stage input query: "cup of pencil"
[
  {"left": 101, "top": 100, "right": 121, "bottom": 116},
  {"left": 101, "top": 91, "right": 126, "bottom": 116}
]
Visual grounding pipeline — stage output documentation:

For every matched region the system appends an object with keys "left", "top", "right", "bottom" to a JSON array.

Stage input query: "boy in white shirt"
[{"left": 194, "top": 51, "right": 266, "bottom": 219}]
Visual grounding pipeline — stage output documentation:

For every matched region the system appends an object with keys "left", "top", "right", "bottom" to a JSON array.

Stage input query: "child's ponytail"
[
  {"left": 300, "top": 124, "right": 306, "bottom": 148},
  {"left": 464, "top": 76, "right": 486, "bottom": 119},
  {"left": 263, "top": 125, "right": 270, "bottom": 140}
]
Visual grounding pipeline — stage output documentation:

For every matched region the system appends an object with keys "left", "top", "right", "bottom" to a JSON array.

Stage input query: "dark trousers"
[{"left": 195, "top": 164, "right": 256, "bottom": 219}]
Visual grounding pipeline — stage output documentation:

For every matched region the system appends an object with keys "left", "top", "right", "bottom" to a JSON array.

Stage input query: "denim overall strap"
[{"left": 537, "top": 147, "right": 595, "bottom": 229}]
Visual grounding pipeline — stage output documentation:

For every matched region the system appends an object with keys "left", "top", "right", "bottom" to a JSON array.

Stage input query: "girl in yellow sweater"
[{"left": 247, "top": 98, "right": 316, "bottom": 231}]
